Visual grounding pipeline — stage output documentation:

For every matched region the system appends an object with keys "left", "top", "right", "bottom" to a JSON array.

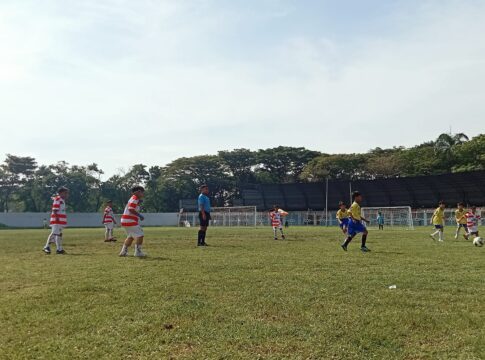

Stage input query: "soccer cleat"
[
  {"left": 454, "top": 234, "right": 458, "bottom": 239},
  {"left": 43, "top": 246, "right": 51, "bottom": 254},
  {"left": 134, "top": 250, "right": 146, "bottom": 257},
  {"left": 119, "top": 249, "right": 128, "bottom": 257},
  {"left": 56, "top": 249, "right": 66, "bottom": 254},
  {"left": 360, "top": 246, "right": 371, "bottom": 253},
  {"left": 274, "top": 237, "right": 278, "bottom": 240},
  {"left": 104, "top": 239, "right": 111, "bottom": 242},
  {"left": 429, "top": 234, "right": 436, "bottom": 241},
  {"left": 341, "top": 243, "right": 348, "bottom": 251},
  {"left": 282, "top": 235, "right": 286, "bottom": 240}
]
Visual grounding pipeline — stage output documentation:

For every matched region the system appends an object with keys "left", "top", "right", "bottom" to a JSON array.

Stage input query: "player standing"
[
  {"left": 119, "top": 186, "right": 146, "bottom": 257},
  {"left": 341, "top": 191, "right": 370, "bottom": 252},
  {"left": 269, "top": 205, "right": 288, "bottom": 240},
  {"left": 43, "top": 187, "right": 69, "bottom": 255},
  {"left": 464, "top": 206, "right": 481, "bottom": 240},
  {"left": 454, "top": 202, "right": 468, "bottom": 239},
  {"left": 377, "top": 211, "right": 384, "bottom": 230},
  {"left": 430, "top": 201, "right": 446, "bottom": 242},
  {"left": 336, "top": 201, "right": 349, "bottom": 235},
  {"left": 102, "top": 200, "right": 117, "bottom": 242},
  {"left": 197, "top": 185, "right": 211, "bottom": 247}
]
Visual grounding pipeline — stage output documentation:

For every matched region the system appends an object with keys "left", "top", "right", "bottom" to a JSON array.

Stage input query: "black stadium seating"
[{"left": 241, "top": 171, "right": 485, "bottom": 210}]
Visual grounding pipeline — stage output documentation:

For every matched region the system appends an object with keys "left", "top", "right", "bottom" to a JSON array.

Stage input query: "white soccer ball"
[{"left": 473, "top": 237, "right": 484, "bottom": 247}]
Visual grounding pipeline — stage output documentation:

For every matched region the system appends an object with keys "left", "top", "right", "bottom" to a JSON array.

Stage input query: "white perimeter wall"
[{"left": 0, "top": 213, "right": 179, "bottom": 228}]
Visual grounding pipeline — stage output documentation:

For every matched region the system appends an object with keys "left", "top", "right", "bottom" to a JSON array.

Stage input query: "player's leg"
[
  {"left": 119, "top": 229, "right": 134, "bottom": 256},
  {"left": 438, "top": 228, "right": 444, "bottom": 242},
  {"left": 44, "top": 228, "right": 56, "bottom": 254},
  {"left": 279, "top": 226, "right": 285, "bottom": 240},
  {"left": 273, "top": 226, "right": 278, "bottom": 240},
  {"left": 134, "top": 231, "right": 146, "bottom": 257},
  {"left": 55, "top": 230, "right": 66, "bottom": 254},
  {"left": 361, "top": 229, "right": 370, "bottom": 252},
  {"left": 454, "top": 224, "right": 460, "bottom": 239},
  {"left": 430, "top": 225, "right": 441, "bottom": 239},
  {"left": 104, "top": 225, "right": 110, "bottom": 242}
]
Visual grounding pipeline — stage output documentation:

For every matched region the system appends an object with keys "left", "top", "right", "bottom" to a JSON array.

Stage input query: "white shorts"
[
  {"left": 468, "top": 226, "right": 478, "bottom": 234},
  {"left": 104, "top": 223, "right": 115, "bottom": 230},
  {"left": 50, "top": 224, "right": 65, "bottom": 235},
  {"left": 123, "top": 225, "right": 144, "bottom": 238}
]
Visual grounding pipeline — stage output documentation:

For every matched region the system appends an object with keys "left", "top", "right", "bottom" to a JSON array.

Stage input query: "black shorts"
[
  {"left": 199, "top": 212, "right": 211, "bottom": 227},
  {"left": 458, "top": 224, "right": 468, "bottom": 230}
]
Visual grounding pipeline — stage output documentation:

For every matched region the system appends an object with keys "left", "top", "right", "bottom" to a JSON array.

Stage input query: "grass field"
[{"left": 0, "top": 226, "right": 484, "bottom": 359}]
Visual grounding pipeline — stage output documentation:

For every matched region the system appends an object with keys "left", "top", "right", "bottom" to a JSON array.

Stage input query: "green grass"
[{"left": 0, "top": 226, "right": 484, "bottom": 359}]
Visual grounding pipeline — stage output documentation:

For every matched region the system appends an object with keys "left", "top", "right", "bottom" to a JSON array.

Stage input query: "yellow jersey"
[
  {"left": 455, "top": 209, "right": 467, "bottom": 224},
  {"left": 348, "top": 202, "right": 362, "bottom": 221},
  {"left": 336, "top": 209, "right": 348, "bottom": 220},
  {"left": 432, "top": 207, "right": 445, "bottom": 225}
]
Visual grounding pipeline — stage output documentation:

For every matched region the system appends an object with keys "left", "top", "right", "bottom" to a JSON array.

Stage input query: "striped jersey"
[
  {"left": 270, "top": 211, "right": 282, "bottom": 227},
  {"left": 465, "top": 212, "right": 481, "bottom": 231},
  {"left": 50, "top": 195, "right": 67, "bottom": 226},
  {"left": 103, "top": 206, "right": 115, "bottom": 224},
  {"left": 121, "top": 195, "right": 141, "bottom": 227}
]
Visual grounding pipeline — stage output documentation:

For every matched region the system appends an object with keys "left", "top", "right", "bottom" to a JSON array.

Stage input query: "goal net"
[
  {"left": 361, "top": 206, "right": 414, "bottom": 230},
  {"left": 179, "top": 206, "right": 257, "bottom": 227}
]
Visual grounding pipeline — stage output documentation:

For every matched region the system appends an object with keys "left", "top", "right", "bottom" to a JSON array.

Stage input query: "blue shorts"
[
  {"left": 434, "top": 224, "right": 443, "bottom": 229},
  {"left": 339, "top": 218, "right": 349, "bottom": 229},
  {"left": 348, "top": 220, "right": 366, "bottom": 236}
]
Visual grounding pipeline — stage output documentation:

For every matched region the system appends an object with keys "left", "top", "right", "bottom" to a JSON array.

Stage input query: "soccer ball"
[{"left": 473, "top": 237, "right": 484, "bottom": 247}]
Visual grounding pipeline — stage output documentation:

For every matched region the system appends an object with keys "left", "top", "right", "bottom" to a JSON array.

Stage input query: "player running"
[
  {"left": 341, "top": 191, "right": 370, "bottom": 252},
  {"left": 464, "top": 206, "right": 481, "bottom": 240},
  {"left": 119, "top": 186, "right": 146, "bottom": 257},
  {"left": 336, "top": 201, "right": 349, "bottom": 235},
  {"left": 430, "top": 201, "right": 446, "bottom": 242},
  {"left": 102, "top": 200, "right": 117, "bottom": 242},
  {"left": 454, "top": 202, "right": 468, "bottom": 239},
  {"left": 43, "top": 187, "right": 69, "bottom": 255},
  {"left": 269, "top": 205, "right": 288, "bottom": 240}
]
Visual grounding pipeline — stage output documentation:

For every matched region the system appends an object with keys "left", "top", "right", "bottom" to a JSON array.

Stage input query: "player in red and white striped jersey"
[
  {"left": 119, "top": 186, "right": 146, "bottom": 257},
  {"left": 43, "top": 187, "right": 69, "bottom": 255},
  {"left": 102, "top": 200, "right": 117, "bottom": 242},
  {"left": 269, "top": 205, "right": 288, "bottom": 240},
  {"left": 464, "top": 206, "right": 481, "bottom": 240}
]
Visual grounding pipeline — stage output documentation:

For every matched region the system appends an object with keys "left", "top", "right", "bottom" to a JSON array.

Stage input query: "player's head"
[
  {"left": 106, "top": 200, "right": 113, "bottom": 206},
  {"left": 338, "top": 201, "right": 346, "bottom": 209},
  {"left": 457, "top": 202, "right": 465, "bottom": 209},
  {"left": 199, "top": 184, "right": 209, "bottom": 195},
  {"left": 132, "top": 185, "right": 145, "bottom": 198},
  {"left": 273, "top": 204, "right": 280, "bottom": 211},
  {"left": 470, "top": 205, "right": 477, "bottom": 213},
  {"left": 58, "top": 186, "right": 69, "bottom": 199},
  {"left": 352, "top": 191, "right": 362, "bottom": 203},
  {"left": 438, "top": 200, "right": 445, "bottom": 209}
]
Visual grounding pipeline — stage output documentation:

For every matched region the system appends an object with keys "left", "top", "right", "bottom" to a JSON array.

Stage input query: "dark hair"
[
  {"left": 58, "top": 186, "right": 69, "bottom": 194},
  {"left": 352, "top": 191, "right": 361, "bottom": 201},
  {"left": 458, "top": 202, "right": 465, "bottom": 207},
  {"left": 106, "top": 199, "right": 113, "bottom": 203},
  {"left": 338, "top": 201, "right": 346, "bottom": 206},
  {"left": 132, "top": 185, "right": 145, "bottom": 193},
  {"left": 199, "top": 184, "right": 208, "bottom": 191}
]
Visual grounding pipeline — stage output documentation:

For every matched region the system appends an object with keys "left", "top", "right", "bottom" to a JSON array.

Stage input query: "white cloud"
[{"left": 0, "top": 0, "right": 484, "bottom": 175}]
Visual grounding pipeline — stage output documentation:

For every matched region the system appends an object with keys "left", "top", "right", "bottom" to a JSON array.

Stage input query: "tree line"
[{"left": 0, "top": 133, "right": 483, "bottom": 213}]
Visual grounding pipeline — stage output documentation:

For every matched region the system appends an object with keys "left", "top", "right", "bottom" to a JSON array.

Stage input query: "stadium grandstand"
[{"left": 240, "top": 171, "right": 485, "bottom": 211}]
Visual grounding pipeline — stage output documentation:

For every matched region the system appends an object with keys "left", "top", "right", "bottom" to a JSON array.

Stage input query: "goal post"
[
  {"left": 361, "top": 206, "right": 414, "bottom": 230},
  {"left": 179, "top": 206, "right": 258, "bottom": 227}
]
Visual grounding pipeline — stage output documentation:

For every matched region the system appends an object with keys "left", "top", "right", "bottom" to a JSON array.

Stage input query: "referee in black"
[{"left": 197, "top": 185, "right": 211, "bottom": 246}]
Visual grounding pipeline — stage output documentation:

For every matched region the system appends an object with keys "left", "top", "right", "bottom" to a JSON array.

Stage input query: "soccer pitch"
[{"left": 1, "top": 227, "right": 484, "bottom": 359}]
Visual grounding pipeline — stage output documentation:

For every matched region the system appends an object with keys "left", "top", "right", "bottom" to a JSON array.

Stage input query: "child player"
[
  {"left": 102, "top": 200, "right": 117, "bottom": 242},
  {"left": 430, "top": 201, "right": 446, "bottom": 242},
  {"left": 336, "top": 201, "right": 349, "bottom": 236},
  {"left": 454, "top": 202, "right": 468, "bottom": 239},
  {"left": 269, "top": 205, "right": 288, "bottom": 240},
  {"left": 341, "top": 191, "right": 370, "bottom": 252},
  {"left": 464, "top": 206, "right": 481, "bottom": 240},
  {"left": 377, "top": 211, "right": 384, "bottom": 230},
  {"left": 43, "top": 187, "right": 69, "bottom": 255},
  {"left": 119, "top": 186, "right": 146, "bottom": 257}
]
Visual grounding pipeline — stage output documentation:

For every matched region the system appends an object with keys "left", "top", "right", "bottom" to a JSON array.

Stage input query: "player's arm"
[{"left": 128, "top": 207, "right": 143, "bottom": 220}]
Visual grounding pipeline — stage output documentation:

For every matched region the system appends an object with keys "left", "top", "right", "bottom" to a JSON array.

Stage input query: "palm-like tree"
[{"left": 434, "top": 133, "right": 469, "bottom": 154}]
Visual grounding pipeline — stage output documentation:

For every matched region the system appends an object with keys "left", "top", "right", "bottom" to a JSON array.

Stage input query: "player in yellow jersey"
[
  {"left": 454, "top": 202, "right": 468, "bottom": 239},
  {"left": 336, "top": 201, "right": 349, "bottom": 236},
  {"left": 341, "top": 191, "right": 370, "bottom": 252},
  {"left": 430, "top": 201, "right": 446, "bottom": 242}
]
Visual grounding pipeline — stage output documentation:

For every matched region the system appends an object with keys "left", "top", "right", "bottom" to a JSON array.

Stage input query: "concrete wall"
[{"left": 0, "top": 213, "right": 179, "bottom": 228}]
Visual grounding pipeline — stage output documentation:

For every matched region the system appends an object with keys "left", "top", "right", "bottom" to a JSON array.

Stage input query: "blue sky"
[{"left": 0, "top": 0, "right": 484, "bottom": 176}]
